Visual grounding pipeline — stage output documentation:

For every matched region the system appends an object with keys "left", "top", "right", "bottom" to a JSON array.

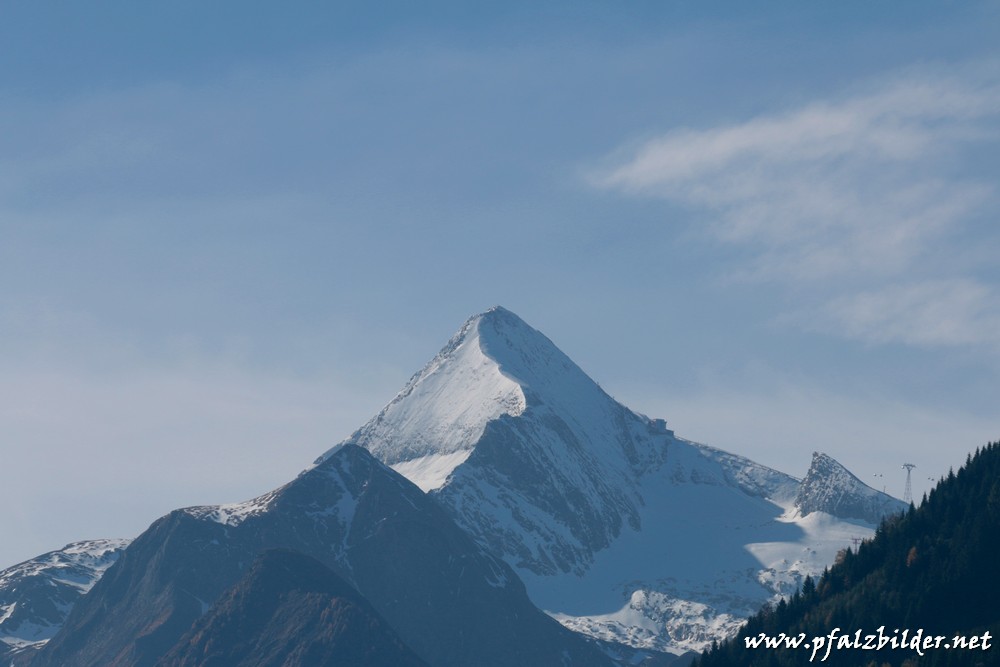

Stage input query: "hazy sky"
[{"left": 3, "top": 1, "right": 999, "bottom": 567}]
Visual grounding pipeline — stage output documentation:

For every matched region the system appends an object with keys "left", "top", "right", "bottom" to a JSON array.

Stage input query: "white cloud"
[{"left": 596, "top": 64, "right": 1000, "bottom": 348}]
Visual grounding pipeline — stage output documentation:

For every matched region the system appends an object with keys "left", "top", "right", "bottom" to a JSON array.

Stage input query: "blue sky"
[{"left": 2, "top": 1, "right": 999, "bottom": 566}]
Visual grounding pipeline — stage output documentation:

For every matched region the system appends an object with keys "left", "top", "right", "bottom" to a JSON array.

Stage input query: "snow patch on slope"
[
  {"left": 747, "top": 510, "right": 872, "bottom": 584},
  {"left": 0, "top": 539, "right": 129, "bottom": 597},
  {"left": 184, "top": 488, "right": 281, "bottom": 527},
  {"left": 518, "top": 439, "right": 809, "bottom": 654},
  {"left": 390, "top": 450, "right": 473, "bottom": 492},
  {"left": 497, "top": 441, "right": 886, "bottom": 654},
  {"left": 0, "top": 539, "right": 130, "bottom": 653}
]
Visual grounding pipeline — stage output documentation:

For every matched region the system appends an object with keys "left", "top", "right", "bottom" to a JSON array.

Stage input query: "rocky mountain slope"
[
  {"left": 157, "top": 549, "right": 429, "bottom": 667},
  {"left": 28, "top": 444, "right": 620, "bottom": 667},
  {"left": 0, "top": 539, "right": 129, "bottom": 659},
  {"left": 325, "top": 306, "right": 907, "bottom": 654},
  {"left": 794, "top": 451, "right": 909, "bottom": 524}
]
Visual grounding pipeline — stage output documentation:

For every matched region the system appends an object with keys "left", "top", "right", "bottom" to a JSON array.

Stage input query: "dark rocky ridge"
[
  {"left": 27, "top": 445, "right": 613, "bottom": 667},
  {"left": 158, "top": 549, "right": 428, "bottom": 667}
]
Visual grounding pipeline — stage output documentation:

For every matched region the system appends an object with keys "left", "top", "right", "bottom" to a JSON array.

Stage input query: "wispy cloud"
[
  {"left": 806, "top": 279, "right": 1000, "bottom": 348},
  {"left": 596, "top": 64, "right": 1000, "bottom": 348}
]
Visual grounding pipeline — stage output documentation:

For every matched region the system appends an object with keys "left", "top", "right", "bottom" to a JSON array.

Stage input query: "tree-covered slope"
[{"left": 696, "top": 441, "right": 1000, "bottom": 667}]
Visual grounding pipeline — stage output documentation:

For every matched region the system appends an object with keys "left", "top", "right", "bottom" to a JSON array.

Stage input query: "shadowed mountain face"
[
  {"left": 158, "top": 549, "right": 429, "bottom": 667},
  {"left": 29, "top": 445, "right": 613, "bottom": 667}
]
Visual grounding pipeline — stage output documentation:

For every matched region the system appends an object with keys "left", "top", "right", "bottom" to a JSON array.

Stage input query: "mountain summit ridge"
[
  {"left": 344, "top": 306, "right": 907, "bottom": 654},
  {"left": 333, "top": 305, "right": 671, "bottom": 576},
  {"left": 317, "top": 307, "right": 531, "bottom": 476},
  {"left": 794, "top": 451, "right": 906, "bottom": 524}
]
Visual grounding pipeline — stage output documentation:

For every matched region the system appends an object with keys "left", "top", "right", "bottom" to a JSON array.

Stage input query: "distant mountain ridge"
[
  {"left": 0, "top": 539, "right": 129, "bottom": 660},
  {"left": 332, "top": 306, "right": 907, "bottom": 654},
  {"left": 794, "top": 451, "right": 907, "bottom": 524}
]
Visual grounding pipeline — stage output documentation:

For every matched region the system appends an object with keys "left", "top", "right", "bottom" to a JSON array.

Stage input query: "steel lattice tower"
[{"left": 902, "top": 463, "right": 916, "bottom": 504}]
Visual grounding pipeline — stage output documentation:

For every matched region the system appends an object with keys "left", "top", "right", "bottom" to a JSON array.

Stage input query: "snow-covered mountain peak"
[
  {"left": 804, "top": 452, "right": 852, "bottom": 481},
  {"left": 309, "top": 308, "right": 901, "bottom": 655},
  {"left": 316, "top": 305, "right": 633, "bottom": 493},
  {"left": 473, "top": 306, "right": 640, "bottom": 455},
  {"left": 315, "top": 307, "right": 670, "bottom": 575},
  {"left": 475, "top": 305, "right": 601, "bottom": 398},
  {"left": 794, "top": 451, "right": 908, "bottom": 525},
  {"left": 314, "top": 307, "right": 527, "bottom": 486}
]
